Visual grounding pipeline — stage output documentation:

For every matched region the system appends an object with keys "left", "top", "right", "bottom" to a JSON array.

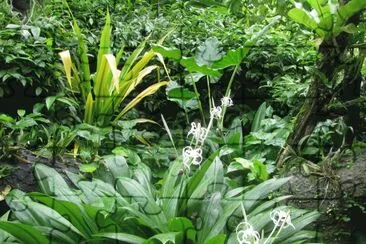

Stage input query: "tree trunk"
[{"left": 276, "top": 35, "right": 351, "bottom": 166}]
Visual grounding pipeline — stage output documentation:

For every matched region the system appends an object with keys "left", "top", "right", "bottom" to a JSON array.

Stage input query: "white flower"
[
  {"left": 221, "top": 96, "right": 233, "bottom": 107},
  {"left": 309, "top": 9, "right": 320, "bottom": 23},
  {"left": 270, "top": 209, "right": 295, "bottom": 229},
  {"left": 210, "top": 106, "right": 222, "bottom": 119},
  {"left": 187, "top": 122, "right": 207, "bottom": 143},
  {"left": 294, "top": 2, "right": 303, "bottom": 9},
  {"left": 329, "top": 2, "right": 339, "bottom": 14},
  {"left": 236, "top": 222, "right": 260, "bottom": 244},
  {"left": 182, "top": 146, "right": 203, "bottom": 169}
]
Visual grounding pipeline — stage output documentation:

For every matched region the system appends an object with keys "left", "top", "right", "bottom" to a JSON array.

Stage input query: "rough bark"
[
  {"left": 276, "top": 12, "right": 362, "bottom": 166},
  {"left": 276, "top": 36, "right": 348, "bottom": 166}
]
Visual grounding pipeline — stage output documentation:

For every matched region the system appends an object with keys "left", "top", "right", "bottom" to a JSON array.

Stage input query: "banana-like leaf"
[{"left": 288, "top": 8, "right": 318, "bottom": 30}]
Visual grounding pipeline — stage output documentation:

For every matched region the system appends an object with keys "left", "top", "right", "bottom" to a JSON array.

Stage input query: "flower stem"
[{"left": 190, "top": 73, "right": 206, "bottom": 126}]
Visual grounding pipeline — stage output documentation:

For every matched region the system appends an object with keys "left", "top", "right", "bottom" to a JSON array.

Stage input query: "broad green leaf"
[
  {"left": 152, "top": 45, "right": 182, "bottom": 60},
  {"left": 6, "top": 190, "right": 85, "bottom": 240},
  {"left": 28, "top": 193, "right": 98, "bottom": 238},
  {"left": 243, "top": 177, "right": 290, "bottom": 211},
  {"left": 205, "top": 234, "right": 226, "bottom": 244},
  {"left": 116, "top": 177, "right": 167, "bottom": 231},
  {"left": 145, "top": 232, "right": 182, "bottom": 244},
  {"left": 0, "top": 222, "right": 48, "bottom": 244},
  {"left": 34, "top": 164, "right": 81, "bottom": 203},
  {"left": 211, "top": 47, "right": 246, "bottom": 69},
  {"left": 251, "top": 102, "right": 267, "bottom": 132},
  {"left": 281, "top": 230, "right": 318, "bottom": 243},
  {"left": 288, "top": 8, "right": 318, "bottom": 30},
  {"left": 276, "top": 210, "right": 320, "bottom": 242},
  {"left": 80, "top": 163, "right": 99, "bottom": 173},
  {"left": 195, "top": 37, "right": 222, "bottom": 67},
  {"left": 168, "top": 217, "right": 196, "bottom": 242},
  {"left": 93, "top": 232, "right": 146, "bottom": 244},
  {"left": 95, "top": 155, "right": 130, "bottom": 185},
  {"left": 180, "top": 57, "right": 221, "bottom": 77}
]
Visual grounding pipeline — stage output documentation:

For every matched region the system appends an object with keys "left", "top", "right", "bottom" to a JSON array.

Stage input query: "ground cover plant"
[{"left": 0, "top": 0, "right": 365, "bottom": 243}]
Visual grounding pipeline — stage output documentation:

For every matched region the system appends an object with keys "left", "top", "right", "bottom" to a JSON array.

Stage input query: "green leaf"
[
  {"left": 95, "top": 155, "right": 130, "bottom": 185},
  {"left": 152, "top": 45, "right": 182, "bottom": 60},
  {"left": 17, "top": 109, "right": 25, "bottom": 117},
  {"left": 251, "top": 102, "right": 267, "bottom": 132},
  {"left": 205, "top": 234, "right": 226, "bottom": 244},
  {"left": 195, "top": 37, "right": 222, "bottom": 67},
  {"left": 243, "top": 177, "right": 291, "bottom": 211},
  {"left": 248, "top": 160, "right": 269, "bottom": 181},
  {"left": 34, "top": 164, "right": 81, "bottom": 203},
  {"left": 288, "top": 8, "right": 318, "bottom": 30},
  {"left": 6, "top": 190, "right": 85, "bottom": 240},
  {"left": 168, "top": 217, "right": 196, "bottom": 242},
  {"left": 180, "top": 57, "right": 221, "bottom": 77},
  {"left": 93, "top": 232, "right": 146, "bottom": 244},
  {"left": 212, "top": 47, "right": 247, "bottom": 69},
  {"left": 28, "top": 193, "right": 98, "bottom": 238},
  {"left": 145, "top": 232, "right": 182, "bottom": 244},
  {"left": 80, "top": 163, "right": 99, "bottom": 173},
  {"left": 0, "top": 222, "right": 49, "bottom": 244}
]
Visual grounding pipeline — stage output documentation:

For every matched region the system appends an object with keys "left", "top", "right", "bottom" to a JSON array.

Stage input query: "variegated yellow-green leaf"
[
  {"left": 59, "top": 50, "right": 73, "bottom": 88},
  {"left": 84, "top": 92, "right": 94, "bottom": 124},
  {"left": 113, "top": 81, "right": 169, "bottom": 122}
]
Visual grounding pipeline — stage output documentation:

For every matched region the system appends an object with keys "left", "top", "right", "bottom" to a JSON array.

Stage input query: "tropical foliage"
[{"left": 0, "top": 0, "right": 365, "bottom": 243}]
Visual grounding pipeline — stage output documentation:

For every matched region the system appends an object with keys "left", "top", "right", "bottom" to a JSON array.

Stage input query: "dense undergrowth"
[{"left": 0, "top": 0, "right": 365, "bottom": 243}]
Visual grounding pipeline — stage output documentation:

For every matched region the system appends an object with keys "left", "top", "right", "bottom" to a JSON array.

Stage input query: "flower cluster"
[
  {"left": 236, "top": 222, "right": 260, "bottom": 244},
  {"left": 236, "top": 206, "right": 295, "bottom": 244},
  {"left": 187, "top": 122, "right": 207, "bottom": 144},
  {"left": 182, "top": 96, "right": 233, "bottom": 171},
  {"left": 182, "top": 146, "right": 202, "bottom": 170},
  {"left": 270, "top": 209, "right": 295, "bottom": 229}
]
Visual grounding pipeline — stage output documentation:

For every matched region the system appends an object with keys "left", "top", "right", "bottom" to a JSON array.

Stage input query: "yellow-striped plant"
[{"left": 59, "top": 12, "right": 168, "bottom": 126}]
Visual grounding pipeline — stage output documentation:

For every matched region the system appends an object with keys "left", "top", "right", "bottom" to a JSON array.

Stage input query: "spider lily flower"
[
  {"left": 187, "top": 122, "right": 207, "bottom": 144},
  {"left": 221, "top": 96, "right": 233, "bottom": 107},
  {"left": 210, "top": 106, "right": 222, "bottom": 119},
  {"left": 236, "top": 221, "right": 260, "bottom": 244},
  {"left": 309, "top": 9, "right": 320, "bottom": 23},
  {"left": 270, "top": 209, "right": 295, "bottom": 229},
  {"left": 182, "top": 146, "right": 203, "bottom": 169},
  {"left": 329, "top": 1, "right": 339, "bottom": 14},
  {"left": 294, "top": 2, "right": 303, "bottom": 9}
]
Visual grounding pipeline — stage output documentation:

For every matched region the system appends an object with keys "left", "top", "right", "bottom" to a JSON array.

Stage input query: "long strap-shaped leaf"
[{"left": 113, "top": 81, "right": 168, "bottom": 122}]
